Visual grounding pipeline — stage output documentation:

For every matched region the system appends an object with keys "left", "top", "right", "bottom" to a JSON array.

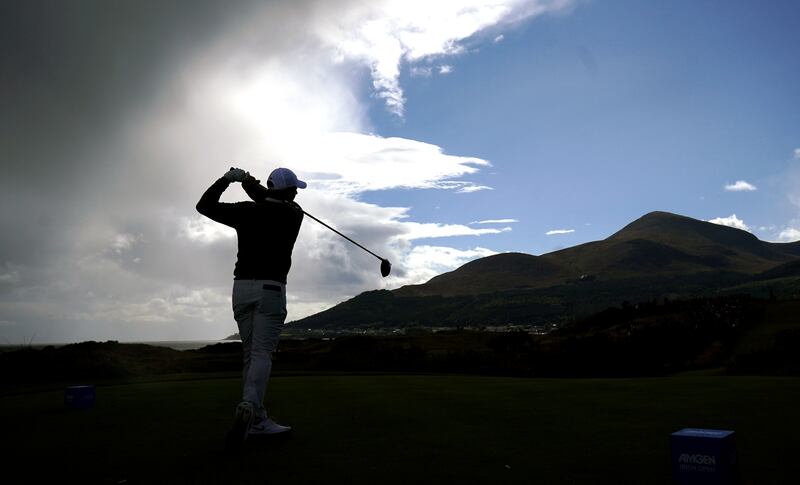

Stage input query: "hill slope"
[
  {"left": 293, "top": 211, "right": 800, "bottom": 329},
  {"left": 399, "top": 212, "right": 797, "bottom": 297}
]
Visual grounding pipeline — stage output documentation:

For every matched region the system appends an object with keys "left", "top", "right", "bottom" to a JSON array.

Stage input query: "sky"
[{"left": 1, "top": 0, "right": 799, "bottom": 344}]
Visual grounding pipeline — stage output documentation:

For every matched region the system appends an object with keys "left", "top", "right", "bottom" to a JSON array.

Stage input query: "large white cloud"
[
  {"left": 317, "top": 0, "right": 575, "bottom": 116},
  {"left": 1, "top": 0, "right": 571, "bottom": 343},
  {"left": 289, "top": 133, "right": 492, "bottom": 195}
]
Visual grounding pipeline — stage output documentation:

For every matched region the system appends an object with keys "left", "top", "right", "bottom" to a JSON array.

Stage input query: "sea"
[
  {"left": 128, "top": 340, "right": 239, "bottom": 351},
  {"left": 0, "top": 340, "right": 239, "bottom": 352}
]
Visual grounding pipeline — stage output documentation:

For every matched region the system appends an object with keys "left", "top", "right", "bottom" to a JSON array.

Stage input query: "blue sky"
[
  {"left": 1, "top": 0, "right": 799, "bottom": 343},
  {"left": 365, "top": 0, "right": 800, "bottom": 254}
]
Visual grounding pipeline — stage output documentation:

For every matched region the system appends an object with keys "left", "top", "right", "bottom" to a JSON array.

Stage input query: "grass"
[
  {"left": 736, "top": 300, "right": 800, "bottom": 351},
  {"left": 1, "top": 374, "right": 799, "bottom": 484}
]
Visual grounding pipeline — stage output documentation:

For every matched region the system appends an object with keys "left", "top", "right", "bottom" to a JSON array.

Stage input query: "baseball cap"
[{"left": 267, "top": 167, "right": 307, "bottom": 190}]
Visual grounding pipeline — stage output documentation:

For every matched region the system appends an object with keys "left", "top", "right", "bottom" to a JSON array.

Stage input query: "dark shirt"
[{"left": 196, "top": 177, "right": 304, "bottom": 283}]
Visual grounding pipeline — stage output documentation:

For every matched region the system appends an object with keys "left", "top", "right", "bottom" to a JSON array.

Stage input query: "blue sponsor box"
[
  {"left": 64, "top": 385, "right": 95, "bottom": 409},
  {"left": 671, "top": 428, "right": 738, "bottom": 485}
]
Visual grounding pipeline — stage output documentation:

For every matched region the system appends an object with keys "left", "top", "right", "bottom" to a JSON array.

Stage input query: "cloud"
[
  {"left": 546, "top": 229, "right": 575, "bottom": 235},
  {"left": 182, "top": 216, "right": 236, "bottom": 244},
  {"left": 281, "top": 132, "right": 492, "bottom": 195},
  {"left": 724, "top": 180, "right": 757, "bottom": 192},
  {"left": 777, "top": 228, "right": 800, "bottom": 243},
  {"left": 410, "top": 66, "right": 433, "bottom": 77},
  {"left": 71, "top": 288, "right": 232, "bottom": 326},
  {"left": 470, "top": 219, "right": 518, "bottom": 224},
  {"left": 318, "top": 0, "right": 576, "bottom": 116},
  {"left": 794, "top": 148, "right": 800, "bottom": 159},
  {"left": 411, "top": 64, "right": 455, "bottom": 76},
  {"left": 396, "top": 222, "right": 512, "bottom": 240},
  {"left": 0, "top": 272, "right": 21, "bottom": 284},
  {"left": 457, "top": 184, "right": 493, "bottom": 193},
  {"left": 0, "top": 1, "right": 571, "bottom": 343},
  {"left": 111, "top": 233, "right": 138, "bottom": 254},
  {"left": 707, "top": 214, "right": 751, "bottom": 232},
  {"left": 494, "top": 34, "right": 505, "bottom": 43},
  {"left": 399, "top": 245, "right": 498, "bottom": 285}
]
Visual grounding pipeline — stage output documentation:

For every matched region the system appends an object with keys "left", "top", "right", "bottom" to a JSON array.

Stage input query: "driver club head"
[{"left": 380, "top": 259, "right": 392, "bottom": 278}]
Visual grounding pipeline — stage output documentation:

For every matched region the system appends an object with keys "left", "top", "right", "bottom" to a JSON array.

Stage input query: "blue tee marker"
[
  {"left": 64, "top": 385, "right": 95, "bottom": 409},
  {"left": 671, "top": 428, "right": 738, "bottom": 485}
]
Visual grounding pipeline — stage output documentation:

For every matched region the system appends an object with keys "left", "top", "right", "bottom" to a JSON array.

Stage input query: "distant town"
[{"left": 277, "top": 323, "right": 561, "bottom": 339}]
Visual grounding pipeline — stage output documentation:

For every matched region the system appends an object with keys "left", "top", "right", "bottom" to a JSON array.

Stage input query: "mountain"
[
  {"left": 398, "top": 212, "right": 798, "bottom": 298},
  {"left": 292, "top": 211, "right": 800, "bottom": 330},
  {"left": 395, "top": 252, "right": 563, "bottom": 297}
]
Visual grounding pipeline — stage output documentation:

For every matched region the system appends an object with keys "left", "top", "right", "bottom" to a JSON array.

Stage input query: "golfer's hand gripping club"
[{"left": 224, "top": 167, "right": 248, "bottom": 183}]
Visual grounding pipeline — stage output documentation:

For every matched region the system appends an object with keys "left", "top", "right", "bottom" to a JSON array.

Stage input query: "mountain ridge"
[
  {"left": 292, "top": 211, "right": 800, "bottom": 330},
  {"left": 396, "top": 211, "right": 797, "bottom": 298}
]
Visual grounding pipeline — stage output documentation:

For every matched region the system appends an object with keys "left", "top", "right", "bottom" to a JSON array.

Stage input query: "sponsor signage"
[
  {"left": 64, "top": 385, "right": 96, "bottom": 409},
  {"left": 671, "top": 428, "right": 738, "bottom": 485}
]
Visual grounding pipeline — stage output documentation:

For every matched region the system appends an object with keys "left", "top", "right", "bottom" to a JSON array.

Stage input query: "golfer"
[{"left": 196, "top": 166, "right": 305, "bottom": 445}]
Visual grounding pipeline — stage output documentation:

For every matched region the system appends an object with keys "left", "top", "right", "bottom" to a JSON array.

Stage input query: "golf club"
[
  {"left": 301, "top": 210, "right": 392, "bottom": 278},
  {"left": 235, "top": 168, "right": 392, "bottom": 277}
]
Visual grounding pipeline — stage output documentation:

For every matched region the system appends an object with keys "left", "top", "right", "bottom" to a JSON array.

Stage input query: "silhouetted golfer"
[{"left": 196, "top": 166, "right": 305, "bottom": 446}]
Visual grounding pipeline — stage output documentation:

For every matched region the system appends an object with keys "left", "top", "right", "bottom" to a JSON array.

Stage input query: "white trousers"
[{"left": 232, "top": 279, "right": 287, "bottom": 418}]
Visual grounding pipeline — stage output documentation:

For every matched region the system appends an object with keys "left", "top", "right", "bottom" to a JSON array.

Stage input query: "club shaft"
[{"left": 302, "top": 210, "right": 384, "bottom": 261}]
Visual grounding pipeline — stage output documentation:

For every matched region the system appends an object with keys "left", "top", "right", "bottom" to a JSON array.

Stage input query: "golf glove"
[{"left": 224, "top": 167, "right": 248, "bottom": 183}]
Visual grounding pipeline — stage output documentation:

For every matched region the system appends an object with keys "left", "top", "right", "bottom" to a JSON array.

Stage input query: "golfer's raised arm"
[
  {"left": 196, "top": 168, "right": 248, "bottom": 226},
  {"left": 241, "top": 175, "right": 270, "bottom": 202}
]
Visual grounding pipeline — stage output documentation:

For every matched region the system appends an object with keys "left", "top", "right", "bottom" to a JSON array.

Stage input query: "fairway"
[{"left": 1, "top": 375, "right": 798, "bottom": 484}]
